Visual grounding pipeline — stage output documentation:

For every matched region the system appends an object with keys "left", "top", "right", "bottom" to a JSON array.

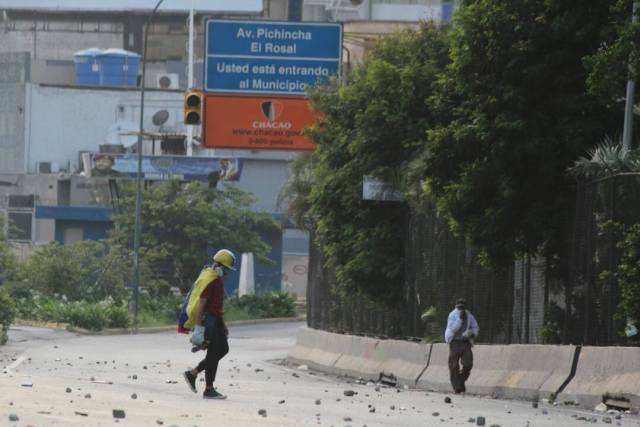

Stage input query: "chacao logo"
[{"left": 253, "top": 100, "right": 292, "bottom": 129}]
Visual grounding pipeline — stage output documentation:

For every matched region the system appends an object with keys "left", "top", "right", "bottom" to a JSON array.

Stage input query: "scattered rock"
[
  {"left": 432, "top": 412, "right": 440, "bottom": 417},
  {"left": 66, "top": 387, "right": 72, "bottom": 393},
  {"left": 532, "top": 402, "right": 538, "bottom": 408},
  {"left": 156, "top": 420, "right": 163, "bottom": 425},
  {"left": 315, "top": 399, "right": 321, "bottom": 405},
  {"left": 343, "top": 390, "right": 355, "bottom": 397},
  {"left": 542, "top": 409, "right": 548, "bottom": 415},
  {"left": 75, "top": 411, "right": 88, "bottom": 416},
  {"left": 8, "top": 414, "right": 19, "bottom": 422},
  {"left": 143, "top": 366, "right": 148, "bottom": 370},
  {"left": 375, "top": 386, "right": 381, "bottom": 392},
  {"left": 602, "top": 417, "right": 612, "bottom": 424},
  {"left": 84, "top": 393, "right": 92, "bottom": 399},
  {"left": 595, "top": 403, "right": 608, "bottom": 412},
  {"left": 390, "top": 405, "right": 396, "bottom": 410},
  {"left": 344, "top": 416, "right": 352, "bottom": 422},
  {"left": 258, "top": 409, "right": 267, "bottom": 417},
  {"left": 131, "top": 393, "right": 137, "bottom": 400},
  {"left": 21, "top": 382, "right": 33, "bottom": 387},
  {"left": 132, "top": 375, "right": 138, "bottom": 380},
  {"left": 444, "top": 397, "right": 452, "bottom": 404},
  {"left": 476, "top": 416, "right": 486, "bottom": 426},
  {"left": 112, "top": 409, "right": 126, "bottom": 419},
  {"left": 468, "top": 418, "right": 475, "bottom": 423},
  {"left": 369, "top": 406, "right": 376, "bottom": 413}
]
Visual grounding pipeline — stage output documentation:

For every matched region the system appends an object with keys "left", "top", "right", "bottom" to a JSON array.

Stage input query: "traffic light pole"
[{"left": 133, "top": 0, "right": 165, "bottom": 328}]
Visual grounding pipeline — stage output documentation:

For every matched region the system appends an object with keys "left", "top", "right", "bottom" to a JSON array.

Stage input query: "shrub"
[
  {"left": 226, "top": 292, "right": 296, "bottom": 319},
  {"left": 0, "top": 288, "right": 16, "bottom": 344}
]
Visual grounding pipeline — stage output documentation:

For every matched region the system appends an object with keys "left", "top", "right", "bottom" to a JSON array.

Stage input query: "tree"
[
  {"left": 109, "top": 180, "right": 279, "bottom": 293},
  {"left": 304, "top": 22, "right": 450, "bottom": 301},
  {"left": 418, "top": 0, "right": 621, "bottom": 271}
]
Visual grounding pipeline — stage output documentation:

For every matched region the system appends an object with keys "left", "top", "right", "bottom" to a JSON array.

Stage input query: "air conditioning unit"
[{"left": 156, "top": 73, "right": 179, "bottom": 89}]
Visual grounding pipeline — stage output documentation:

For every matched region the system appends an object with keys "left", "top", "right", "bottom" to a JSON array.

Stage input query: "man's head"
[
  {"left": 213, "top": 249, "right": 236, "bottom": 275},
  {"left": 455, "top": 298, "right": 467, "bottom": 310}
]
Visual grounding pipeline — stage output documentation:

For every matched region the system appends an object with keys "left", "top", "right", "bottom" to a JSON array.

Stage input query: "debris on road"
[{"left": 112, "top": 409, "right": 126, "bottom": 419}]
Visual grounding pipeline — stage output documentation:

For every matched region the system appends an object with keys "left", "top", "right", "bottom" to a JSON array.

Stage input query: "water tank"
[
  {"left": 73, "top": 48, "right": 102, "bottom": 86},
  {"left": 98, "top": 49, "right": 140, "bottom": 87}
]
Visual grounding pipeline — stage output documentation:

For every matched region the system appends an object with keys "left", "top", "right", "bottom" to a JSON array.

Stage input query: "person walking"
[
  {"left": 444, "top": 298, "right": 479, "bottom": 394},
  {"left": 182, "top": 249, "right": 236, "bottom": 399}
]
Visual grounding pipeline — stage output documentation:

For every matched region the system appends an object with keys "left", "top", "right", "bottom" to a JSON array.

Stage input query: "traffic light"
[{"left": 184, "top": 89, "right": 202, "bottom": 125}]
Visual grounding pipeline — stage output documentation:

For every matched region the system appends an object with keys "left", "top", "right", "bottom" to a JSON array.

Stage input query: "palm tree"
[{"left": 568, "top": 136, "right": 640, "bottom": 180}]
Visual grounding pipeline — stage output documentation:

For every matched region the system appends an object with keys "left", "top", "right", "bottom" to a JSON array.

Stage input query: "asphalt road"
[{"left": 1, "top": 322, "right": 639, "bottom": 426}]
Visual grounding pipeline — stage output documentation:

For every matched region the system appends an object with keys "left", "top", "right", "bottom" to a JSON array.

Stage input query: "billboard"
[
  {"left": 204, "top": 19, "right": 342, "bottom": 96},
  {"left": 83, "top": 153, "right": 242, "bottom": 182},
  {"left": 202, "top": 94, "right": 316, "bottom": 151}
]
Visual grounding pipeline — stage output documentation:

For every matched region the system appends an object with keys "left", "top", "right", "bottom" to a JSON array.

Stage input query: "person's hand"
[
  {"left": 462, "top": 330, "right": 474, "bottom": 339},
  {"left": 190, "top": 325, "right": 205, "bottom": 346}
]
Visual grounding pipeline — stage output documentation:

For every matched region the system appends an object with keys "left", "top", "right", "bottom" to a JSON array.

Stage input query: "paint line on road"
[{"left": 6, "top": 356, "right": 26, "bottom": 374}]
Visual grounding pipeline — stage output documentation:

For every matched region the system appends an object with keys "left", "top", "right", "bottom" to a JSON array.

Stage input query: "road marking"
[{"left": 6, "top": 356, "right": 26, "bottom": 374}]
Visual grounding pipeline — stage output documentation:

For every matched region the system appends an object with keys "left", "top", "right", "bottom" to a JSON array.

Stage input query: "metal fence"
[
  {"left": 306, "top": 173, "right": 640, "bottom": 345},
  {"left": 307, "top": 202, "right": 514, "bottom": 343}
]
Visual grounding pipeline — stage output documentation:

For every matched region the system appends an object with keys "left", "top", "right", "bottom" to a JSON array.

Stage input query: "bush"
[
  {"left": 16, "top": 295, "right": 130, "bottom": 331},
  {"left": 139, "top": 293, "right": 182, "bottom": 324},
  {"left": 226, "top": 292, "right": 296, "bottom": 319},
  {"left": 0, "top": 288, "right": 16, "bottom": 344}
]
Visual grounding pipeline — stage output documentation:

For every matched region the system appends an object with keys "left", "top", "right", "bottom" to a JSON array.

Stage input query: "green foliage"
[
  {"left": 0, "top": 288, "right": 16, "bottom": 344},
  {"left": 568, "top": 138, "right": 640, "bottom": 180},
  {"left": 14, "top": 241, "right": 129, "bottom": 303},
  {"left": 419, "top": 0, "right": 620, "bottom": 270},
  {"left": 226, "top": 292, "right": 296, "bottom": 318},
  {"left": 304, "top": 22, "right": 450, "bottom": 301},
  {"left": 0, "top": 214, "right": 18, "bottom": 287},
  {"left": 109, "top": 180, "right": 280, "bottom": 293},
  {"left": 16, "top": 295, "right": 130, "bottom": 331},
  {"left": 585, "top": 0, "right": 640, "bottom": 102},
  {"left": 609, "top": 222, "right": 640, "bottom": 339},
  {"left": 139, "top": 293, "right": 182, "bottom": 325}
]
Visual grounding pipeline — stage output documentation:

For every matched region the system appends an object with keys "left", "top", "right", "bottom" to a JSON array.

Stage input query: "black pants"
[
  {"left": 196, "top": 314, "right": 229, "bottom": 388},
  {"left": 448, "top": 340, "right": 473, "bottom": 392}
]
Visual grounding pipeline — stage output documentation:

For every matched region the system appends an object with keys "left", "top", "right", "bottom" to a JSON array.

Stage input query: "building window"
[{"left": 7, "top": 194, "right": 34, "bottom": 241}]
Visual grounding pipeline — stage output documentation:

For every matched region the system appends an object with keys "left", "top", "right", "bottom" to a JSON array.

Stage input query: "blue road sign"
[{"left": 204, "top": 19, "right": 342, "bottom": 96}]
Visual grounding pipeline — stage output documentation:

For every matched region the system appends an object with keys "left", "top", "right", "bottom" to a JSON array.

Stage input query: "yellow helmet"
[{"left": 213, "top": 249, "right": 236, "bottom": 270}]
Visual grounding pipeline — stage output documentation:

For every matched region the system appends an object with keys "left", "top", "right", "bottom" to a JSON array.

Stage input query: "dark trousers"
[
  {"left": 448, "top": 340, "right": 473, "bottom": 392},
  {"left": 196, "top": 314, "right": 229, "bottom": 388}
]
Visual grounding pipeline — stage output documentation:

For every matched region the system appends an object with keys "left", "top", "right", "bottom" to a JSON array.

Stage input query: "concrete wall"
[
  {"left": 0, "top": 52, "right": 30, "bottom": 173},
  {"left": 25, "top": 84, "right": 184, "bottom": 173}
]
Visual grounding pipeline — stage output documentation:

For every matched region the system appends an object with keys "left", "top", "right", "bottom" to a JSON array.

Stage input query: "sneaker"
[
  {"left": 183, "top": 370, "right": 197, "bottom": 394},
  {"left": 203, "top": 388, "right": 227, "bottom": 400}
]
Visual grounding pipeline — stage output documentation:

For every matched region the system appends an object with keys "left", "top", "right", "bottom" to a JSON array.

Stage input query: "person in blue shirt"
[{"left": 444, "top": 298, "right": 479, "bottom": 394}]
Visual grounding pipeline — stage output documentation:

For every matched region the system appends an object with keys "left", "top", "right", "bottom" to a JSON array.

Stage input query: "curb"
[{"left": 14, "top": 316, "right": 306, "bottom": 336}]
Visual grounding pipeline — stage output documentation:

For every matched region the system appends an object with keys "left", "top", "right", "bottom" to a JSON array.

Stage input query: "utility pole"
[
  {"left": 133, "top": 0, "right": 165, "bottom": 328},
  {"left": 622, "top": 1, "right": 638, "bottom": 150},
  {"left": 186, "top": 4, "right": 195, "bottom": 156}
]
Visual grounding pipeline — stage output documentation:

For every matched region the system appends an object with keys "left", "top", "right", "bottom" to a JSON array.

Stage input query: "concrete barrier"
[
  {"left": 466, "top": 344, "right": 576, "bottom": 400},
  {"left": 331, "top": 334, "right": 383, "bottom": 381},
  {"left": 287, "top": 327, "right": 342, "bottom": 371},
  {"left": 416, "top": 343, "right": 450, "bottom": 392},
  {"left": 375, "top": 339, "right": 431, "bottom": 387},
  {"left": 417, "top": 343, "right": 576, "bottom": 400},
  {"left": 558, "top": 346, "right": 640, "bottom": 410}
]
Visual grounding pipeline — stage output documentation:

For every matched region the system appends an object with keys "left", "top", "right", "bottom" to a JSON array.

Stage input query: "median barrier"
[
  {"left": 375, "top": 339, "right": 431, "bottom": 387},
  {"left": 287, "top": 327, "right": 342, "bottom": 371},
  {"left": 558, "top": 346, "right": 640, "bottom": 410},
  {"left": 415, "top": 343, "right": 450, "bottom": 392},
  {"left": 465, "top": 344, "right": 576, "bottom": 400},
  {"left": 331, "top": 334, "right": 383, "bottom": 380},
  {"left": 417, "top": 343, "right": 576, "bottom": 400}
]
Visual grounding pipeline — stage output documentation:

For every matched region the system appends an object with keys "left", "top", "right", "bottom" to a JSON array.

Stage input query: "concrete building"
[{"left": 0, "top": 0, "right": 457, "bottom": 296}]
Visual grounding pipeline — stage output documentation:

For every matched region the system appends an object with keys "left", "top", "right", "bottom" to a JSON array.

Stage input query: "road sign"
[
  {"left": 204, "top": 19, "right": 342, "bottom": 96},
  {"left": 202, "top": 94, "right": 316, "bottom": 151}
]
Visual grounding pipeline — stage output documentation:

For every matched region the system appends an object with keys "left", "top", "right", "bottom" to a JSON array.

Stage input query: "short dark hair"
[{"left": 455, "top": 298, "right": 467, "bottom": 308}]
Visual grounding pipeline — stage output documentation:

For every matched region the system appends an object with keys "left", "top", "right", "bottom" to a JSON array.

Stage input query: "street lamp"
[{"left": 133, "top": 0, "right": 165, "bottom": 328}]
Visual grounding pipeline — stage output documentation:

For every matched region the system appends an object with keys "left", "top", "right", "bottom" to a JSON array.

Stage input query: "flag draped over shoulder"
[{"left": 178, "top": 265, "right": 219, "bottom": 333}]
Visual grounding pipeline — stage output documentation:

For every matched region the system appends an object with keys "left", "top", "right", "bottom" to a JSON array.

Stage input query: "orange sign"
[{"left": 202, "top": 94, "right": 317, "bottom": 151}]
